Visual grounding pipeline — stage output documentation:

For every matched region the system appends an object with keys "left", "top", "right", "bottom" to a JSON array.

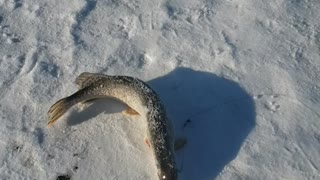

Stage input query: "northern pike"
[{"left": 48, "top": 72, "right": 178, "bottom": 180}]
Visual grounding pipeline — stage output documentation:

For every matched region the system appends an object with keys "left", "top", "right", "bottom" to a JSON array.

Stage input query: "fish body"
[{"left": 48, "top": 73, "right": 178, "bottom": 180}]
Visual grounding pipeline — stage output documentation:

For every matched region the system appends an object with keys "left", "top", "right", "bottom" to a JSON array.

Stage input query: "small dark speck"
[
  {"left": 56, "top": 174, "right": 71, "bottom": 180},
  {"left": 257, "top": 94, "right": 263, "bottom": 99},
  {"left": 73, "top": 153, "right": 78, "bottom": 157},
  {"left": 183, "top": 119, "right": 192, "bottom": 128},
  {"left": 48, "top": 154, "right": 55, "bottom": 159},
  {"left": 73, "top": 166, "right": 79, "bottom": 171},
  {"left": 13, "top": 145, "right": 22, "bottom": 152},
  {"left": 11, "top": 38, "right": 21, "bottom": 43}
]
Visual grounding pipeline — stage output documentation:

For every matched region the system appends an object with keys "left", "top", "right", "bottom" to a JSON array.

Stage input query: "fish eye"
[{"left": 162, "top": 175, "right": 166, "bottom": 179}]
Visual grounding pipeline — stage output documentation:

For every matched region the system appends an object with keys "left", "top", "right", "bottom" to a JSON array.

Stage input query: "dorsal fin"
[{"left": 75, "top": 72, "right": 108, "bottom": 89}]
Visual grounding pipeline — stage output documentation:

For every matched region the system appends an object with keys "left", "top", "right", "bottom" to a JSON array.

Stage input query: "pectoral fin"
[{"left": 122, "top": 107, "right": 140, "bottom": 116}]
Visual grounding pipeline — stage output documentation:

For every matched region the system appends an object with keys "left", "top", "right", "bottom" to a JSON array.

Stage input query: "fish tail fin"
[{"left": 47, "top": 98, "right": 71, "bottom": 127}]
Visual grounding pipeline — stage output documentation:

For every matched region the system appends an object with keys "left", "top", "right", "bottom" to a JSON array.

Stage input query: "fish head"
[{"left": 157, "top": 167, "right": 178, "bottom": 180}]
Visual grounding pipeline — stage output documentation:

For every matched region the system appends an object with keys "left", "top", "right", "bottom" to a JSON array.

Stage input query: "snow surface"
[{"left": 0, "top": 0, "right": 319, "bottom": 179}]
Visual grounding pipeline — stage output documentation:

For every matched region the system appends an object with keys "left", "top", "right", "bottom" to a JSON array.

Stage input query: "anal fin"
[{"left": 145, "top": 137, "right": 151, "bottom": 149}]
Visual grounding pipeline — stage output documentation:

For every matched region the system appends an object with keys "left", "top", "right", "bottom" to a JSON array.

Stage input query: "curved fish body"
[{"left": 48, "top": 73, "right": 178, "bottom": 180}]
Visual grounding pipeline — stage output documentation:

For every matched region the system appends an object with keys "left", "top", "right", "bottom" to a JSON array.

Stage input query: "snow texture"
[{"left": 0, "top": 0, "right": 319, "bottom": 179}]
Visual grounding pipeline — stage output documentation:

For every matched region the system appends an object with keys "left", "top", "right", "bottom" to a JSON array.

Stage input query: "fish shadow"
[{"left": 148, "top": 67, "right": 256, "bottom": 180}]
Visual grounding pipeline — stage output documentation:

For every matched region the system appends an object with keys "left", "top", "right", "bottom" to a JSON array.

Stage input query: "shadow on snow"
[{"left": 149, "top": 68, "right": 256, "bottom": 180}]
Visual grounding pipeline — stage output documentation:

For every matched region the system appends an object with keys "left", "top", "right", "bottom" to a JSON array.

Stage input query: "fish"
[{"left": 48, "top": 72, "right": 178, "bottom": 180}]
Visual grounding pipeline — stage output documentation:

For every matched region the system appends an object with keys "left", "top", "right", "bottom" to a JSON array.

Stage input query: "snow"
[{"left": 0, "top": 0, "right": 319, "bottom": 179}]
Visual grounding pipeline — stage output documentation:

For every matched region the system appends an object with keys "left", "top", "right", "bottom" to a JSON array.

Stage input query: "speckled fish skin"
[{"left": 48, "top": 74, "right": 178, "bottom": 180}]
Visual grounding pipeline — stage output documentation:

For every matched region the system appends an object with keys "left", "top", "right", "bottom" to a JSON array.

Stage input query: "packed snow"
[{"left": 0, "top": 0, "right": 319, "bottom": 179}]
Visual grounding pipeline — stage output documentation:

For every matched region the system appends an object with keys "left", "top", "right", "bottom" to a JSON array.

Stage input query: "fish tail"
[{"left": 47, "top": 97, "right": 71, "bottom": 127}]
